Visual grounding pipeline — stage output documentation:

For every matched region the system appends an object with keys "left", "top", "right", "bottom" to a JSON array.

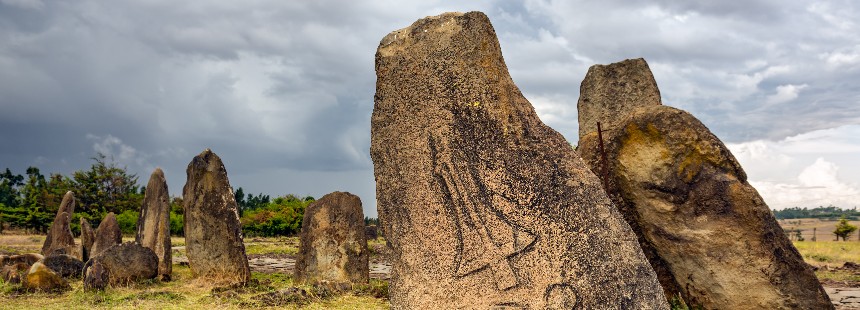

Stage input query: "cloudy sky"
[{"left": 1, "top": 1, "right": 859, "bottom": 216}]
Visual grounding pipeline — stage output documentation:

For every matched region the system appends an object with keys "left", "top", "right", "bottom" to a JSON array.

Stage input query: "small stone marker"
[
  {"left": 182, "top": 148, "right": 251, "bottom": 284},
  {"left": 136, "top": 168, "right": 173, "bottom": 281},
  {"left": 25, "top": 261, "right": 70, "bottom": 292},
  {"left": 295, "top": 191, "right": 369, "bottom": 285},
  {"left": 85, "top": 242, "right": 158, "bottom": 286},
  {"left": 41, "top": 254, "right": 84, "bottom": 278},
  {"left": 90, "top": 212, "right": 122, "bottom": 258}
]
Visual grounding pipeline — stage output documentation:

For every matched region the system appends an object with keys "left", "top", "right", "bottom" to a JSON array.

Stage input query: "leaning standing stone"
[
  {"left": 136, "top": 168, "right": 173, "bottom": 281},
  {"left": 295, "top": 191, "right": 369, "bottom": 285},
  {"left": 90, "top": 212, "right": 122, "bottom": 258},
  {"left": 577, "top": 58, "right": 833, "bottom": 309},
  {"left": 371, "top": 12, "right": 667, "bottom": 309},
  {"left": 41, "top": 191, "right": 77, "bottom": 257},
  {"left": 182, "top": 149, "right": 250, "bottom": 284}
]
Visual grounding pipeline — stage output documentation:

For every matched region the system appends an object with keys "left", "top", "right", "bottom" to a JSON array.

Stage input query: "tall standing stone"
[
  {"left": 90, "top": 212, "right": 122, "bottom": 258},
  {"left": 371, "top": 12, "right": 668, "bottom": 309},
  {"left": 80, "top": 218, "right": 94, "bottom": 262},
  {"left": 577, "top": 58, "right": 833, "bottom": 309},
  {"left": 182, "top": 149, "right": 250, "bottom": 284},
  {"left": 136, "top": 168, "right": 173, "bottom": 281},
  {"left": 41, "top": 191, "right": 77, "bottom": 257},
  {"left": 295, "top": 191, "right": 369, "bottom": 285}
]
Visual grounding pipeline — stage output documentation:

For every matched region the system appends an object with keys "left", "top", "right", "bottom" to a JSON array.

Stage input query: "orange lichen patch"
[
  {"left": 675, "top": 131, "right": 737, "bottom": 183},
  {"left": 617, "top": 122, "right": 672, "bottom": 186}
]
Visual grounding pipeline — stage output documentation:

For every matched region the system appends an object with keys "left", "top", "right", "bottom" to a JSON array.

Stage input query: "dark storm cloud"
[{"left": 2, "top": 0, "right": 859, "bottom": 215}]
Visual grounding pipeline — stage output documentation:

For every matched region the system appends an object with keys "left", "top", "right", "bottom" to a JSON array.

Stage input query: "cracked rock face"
[
  {"left": 577, "top": 58, "right": 833, "bottom": 309},
  {"left": 182, "top": 149, "right": 250, "bottom": 284},
  {"left": 371, "top": 11, "right": 667, "bottom": 309}
]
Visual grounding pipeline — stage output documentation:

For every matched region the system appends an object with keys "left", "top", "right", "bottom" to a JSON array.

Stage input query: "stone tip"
[{"left": 377, "top": 11, "right": 488, "bottom": 57}]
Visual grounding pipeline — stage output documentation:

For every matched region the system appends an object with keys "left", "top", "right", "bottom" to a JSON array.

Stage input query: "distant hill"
[{"left": 773, "top": 206, "right": 860, "bottom": 220}]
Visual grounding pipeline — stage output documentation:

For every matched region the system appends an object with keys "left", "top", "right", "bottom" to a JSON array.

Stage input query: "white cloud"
[
  {"left": 766, "top": 84, "right": 808, "bottom": 105},
  {"left": 727, "top": 125, "right": 860, "bottom": 209},
  {"left": 86, "top": 134, "right": 148, "bottom": 167}
]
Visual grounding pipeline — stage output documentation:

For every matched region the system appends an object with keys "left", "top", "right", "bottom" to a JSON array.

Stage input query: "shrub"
[
  {"left": 116, "top": 209, "right": 140, "bottom": 235},
  {"left": 240, "top": 195, "right": 313, "bottom": 237}
]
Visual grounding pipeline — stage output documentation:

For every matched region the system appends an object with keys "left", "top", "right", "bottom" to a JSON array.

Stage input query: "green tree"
[
  {"left": 71, "top": 154, "right": 143, "bottom": 223},
  {"left": 834, "top": 215, "right": 858, "bottom": 241},
  {"left": 234, "top": 187, "right": 270, "bottom": 216},
  {"left": 0, "top": 168, "right": 24, "bottom": 231},
  {"left": 0, "top": 168, "right": 23, "bottom": 207}
]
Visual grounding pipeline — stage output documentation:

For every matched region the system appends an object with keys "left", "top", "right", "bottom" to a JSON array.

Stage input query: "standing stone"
[
  {"left": 41, "top": 191, "right": 77, "bottom": 257},
  {"left": 371, "top": 12, "right": 668, "bottom": 309},
  {"left": 90, "top": 212, "right": 122, "bottom": 258},
  {"left": 136, "top": 168, "right": 173, "bottom": 281},
  {"left": 295, "top": 191, "right": 369, "bottom": 285},
  {"left": 577, "top": 58, "right": 662, "bottom": 138},
  {"left": 80, "top": 218, "right": 95, "bottom": 262},
  {"left": 182, "top": 149, "right": 250, "bottom": 284},
  {"left": 85, "top": 242, "right": 158, "bottom": 286},
  {"left": 577, "top": 59, "right": 833, "bottom": 309},
  {"left": 25, "top": 262, "right": 70, "bottom": 292}
]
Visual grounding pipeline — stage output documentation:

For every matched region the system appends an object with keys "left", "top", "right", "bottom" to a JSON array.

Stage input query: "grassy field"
[
  {"left": 1, "top": 218, "right": 858, "bottom": 309},
  {"left": 0, "top": 233, "right": 388, "bottom": 309}
]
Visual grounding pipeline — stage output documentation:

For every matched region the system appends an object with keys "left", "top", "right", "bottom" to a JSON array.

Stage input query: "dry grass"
[
  {"left": 0, "top": 234, "right": 388, "bottom": 309},
  {"left": 793, "top": 241, "right": 860, "bottom": 267}
]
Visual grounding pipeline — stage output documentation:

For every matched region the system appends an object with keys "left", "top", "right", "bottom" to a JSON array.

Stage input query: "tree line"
[
  {"left": 0, "top": 154, "right": 357, "bottom": 237},
  {"left": 772, "top": 206, "right": 860, "bottom": 220}
]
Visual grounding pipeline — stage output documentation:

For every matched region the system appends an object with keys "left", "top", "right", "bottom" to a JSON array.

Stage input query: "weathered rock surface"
[
  {"left": 83, "top": 259, "right": 109, "bottom": 291},
  {"left": 577, "top": 58, "right": 662, "bottom": 138},
  {"left": 90, "top": 212, "right": 122, "bottom": 258},
  {"left": 371, "top": 12, "right": 668, "bottom": 309},
  {"left": 1, "top": 262, "right": 29, "bottom": 284},
  {"left": 25, "top": 262, "right": 70, "bottom": 292},
  {"left": 365, "top": 225, "right": 379, "bottom": 240},
  {"left": 86, "top": 242, "right": 158, "bottom": 286},
  {"left": 183, "top": 149, "right": 250, "bottom": 284},
  {"left": 137, "top": 168, "right": 173, "bottom": 281},
  {"left": 577, "top": 58, "right": 833, "bottom": 309},
  {"left": 41, "top": 254, "right": 84, "bottom": 278},
  {"left": 80, "top": 217, "right": 95, "bottom": 262},
  {"left": 41, "top": 191, "right": 77, "bottom": 257},
  {"left": 3, "top": 253, "right": 43, "bottom": 267},
  {"left": 295, "top": 191, "right": 369, "bottom": 285}
]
